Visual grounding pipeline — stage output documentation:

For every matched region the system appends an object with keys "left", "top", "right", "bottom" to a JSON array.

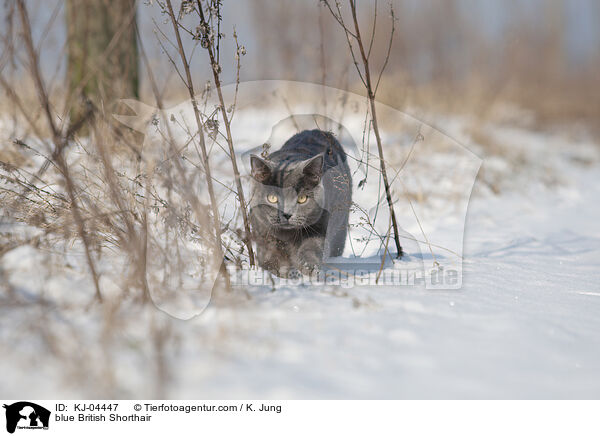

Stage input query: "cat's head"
[{"left": 249, "top": 154, "right": 325, "bottom": 229}]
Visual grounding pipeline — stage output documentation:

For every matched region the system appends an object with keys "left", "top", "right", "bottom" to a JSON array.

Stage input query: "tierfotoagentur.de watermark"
[{"left": 115, "top": 80, "right": 481, "bottom": 319}]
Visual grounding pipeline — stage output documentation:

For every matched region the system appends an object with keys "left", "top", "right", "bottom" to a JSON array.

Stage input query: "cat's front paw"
[
  {"left": 285, "top": 268, "right": 302, "bottom": 280},
  {"left": 299, "top": 260, "right": 322, "bottom": 277}
]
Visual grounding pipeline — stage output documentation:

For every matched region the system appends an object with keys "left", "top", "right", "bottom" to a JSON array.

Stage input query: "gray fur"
[{"left": 249, "top": 129, "right": 352, "bottom": 277}]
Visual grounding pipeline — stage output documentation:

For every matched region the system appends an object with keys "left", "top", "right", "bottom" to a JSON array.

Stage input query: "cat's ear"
[
  {"left": 250, "top": 155, "right": 272, "bottom": 183},
  {"left": 302, "top": 153, "right": 324, "bottom": 184}
]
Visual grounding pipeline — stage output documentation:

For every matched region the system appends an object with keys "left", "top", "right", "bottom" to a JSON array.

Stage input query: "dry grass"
[
  {"left": 1, "top": 0, "right": 597, "bottom": 397},
  {"left": 247, "top": 0, "right": 600, "bottom": 139}
]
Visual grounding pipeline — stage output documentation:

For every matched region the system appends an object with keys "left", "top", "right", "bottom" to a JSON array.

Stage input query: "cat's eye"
[
  {"left": 267, "top": 194, "right": 278, "bottom": 204},
  {"left": 297, "top": 194, "right": 308, "bottom": 204}
]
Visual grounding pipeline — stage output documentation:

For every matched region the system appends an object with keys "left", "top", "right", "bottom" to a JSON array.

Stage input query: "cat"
[{"left": 249, "top": 129, "right": 352, "bottom": 277}]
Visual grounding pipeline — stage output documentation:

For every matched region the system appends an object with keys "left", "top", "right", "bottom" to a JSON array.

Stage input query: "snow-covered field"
[{"left": 1, "top": 92, "right": 599, "bottom": 398}]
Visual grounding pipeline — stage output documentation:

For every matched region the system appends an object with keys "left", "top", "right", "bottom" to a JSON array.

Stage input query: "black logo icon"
[{"left": 3, "top": 402, "right": 50, "bottom": 434}]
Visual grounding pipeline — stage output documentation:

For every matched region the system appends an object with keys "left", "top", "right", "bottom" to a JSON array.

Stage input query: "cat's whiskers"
[{"left": 249, "top": 130, "right": 353, "bottom": 276}]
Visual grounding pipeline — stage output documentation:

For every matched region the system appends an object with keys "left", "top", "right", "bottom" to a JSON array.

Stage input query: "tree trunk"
[{"left": 66, "top": 0, "right": 138, "bottom": 121}]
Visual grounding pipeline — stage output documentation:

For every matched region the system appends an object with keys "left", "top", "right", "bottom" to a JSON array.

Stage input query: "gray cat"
[{"left": 249, "top": 129, "right": 352, "bottom": 277}]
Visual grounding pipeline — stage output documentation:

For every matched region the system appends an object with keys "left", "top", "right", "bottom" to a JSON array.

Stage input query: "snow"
[
  {"left": 180, "top": 163, "right": 600, "bottom": 399},
  {"left": 1, "top": 90, "right": 600, "bottom": 398}
]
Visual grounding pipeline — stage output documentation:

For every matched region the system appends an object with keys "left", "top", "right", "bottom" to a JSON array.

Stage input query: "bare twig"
[
  {"left": 323, "top": 0, "right": 403, "bottom": 258},
  {"left": 164, "top": 0, "right": 231, "bottom": 288},
  {"left": 196, "top": 0, "right": 256, "bottom": 266},
  {"left": 16, "top": 0, "right": 103, "bottom": 301}
]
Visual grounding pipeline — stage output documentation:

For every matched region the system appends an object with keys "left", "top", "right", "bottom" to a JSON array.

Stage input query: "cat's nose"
[{"left": 282, "top": 212, "right": 292, "bottom": 220}]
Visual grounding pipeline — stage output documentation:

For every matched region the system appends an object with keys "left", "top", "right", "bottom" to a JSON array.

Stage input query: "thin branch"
[
  {"left": 324, "top": 0, "right": 403, "bottom": 258},
  {"left": 331, "top": 0, "right": 367, "bottom": 88},
  {"left": 16, "top": 0, "right": 103, "bottom": 301},
  {"left": 196, "top": 0, "right": 256, "bottom": 266},
  {"left": 164, "top": 0, "right": 231, "bottom": 288},
  {"left": 375, "top": 2, "right": 396, "bottom": 95},
  {"left": 320, "top": 0, "right": 358, "bottom": 39},
  {"left": 367, "top": 0, "right": 378, "bottom": 60}
]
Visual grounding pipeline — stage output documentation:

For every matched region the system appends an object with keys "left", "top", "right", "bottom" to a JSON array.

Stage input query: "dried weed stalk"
[{"left": 322, "top": 0, "right": 403, "bottom": 258}]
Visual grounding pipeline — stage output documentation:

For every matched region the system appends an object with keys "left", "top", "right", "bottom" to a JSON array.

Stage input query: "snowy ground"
[
  {"left": 1, "top": 97, "right": 599, "bottom": 398},
  {"left": 184, "top": 125, "right": 600, "bottom": 399}
]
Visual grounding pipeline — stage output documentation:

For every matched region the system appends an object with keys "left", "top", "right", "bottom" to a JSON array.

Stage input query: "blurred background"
[
  {"left": 2, "top": 1, "right": 600, "bottom": 400},
  {"left": 2, "top": 0, "right": 599, "bottom": 134}
]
